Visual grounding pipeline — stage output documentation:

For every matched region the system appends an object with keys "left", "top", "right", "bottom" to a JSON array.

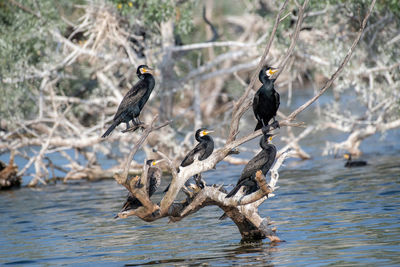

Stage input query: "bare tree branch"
[
  {"left": 8, "top": 0, "right": 41, "bottom": 18},
  {"left": 227, "top": 0, "right": 290, "bottom": 143},
  {"left": 285, "top": 0, "right": 376, "bottom": 122},
  {"left": 276, "top": 0, "right": 309, "bottom": 78},
  {"left": 114, "top": 115, "right": 170, "bottom": 185}
]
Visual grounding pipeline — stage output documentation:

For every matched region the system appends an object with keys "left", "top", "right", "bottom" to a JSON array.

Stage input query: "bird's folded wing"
[{"left": 114, "top": 83, "right": 147, "bottom": 120}]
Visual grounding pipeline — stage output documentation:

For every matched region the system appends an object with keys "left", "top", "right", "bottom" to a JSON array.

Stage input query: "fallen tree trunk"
[{"left": 0, "top": 153, "right": 21, "bottom": 190}]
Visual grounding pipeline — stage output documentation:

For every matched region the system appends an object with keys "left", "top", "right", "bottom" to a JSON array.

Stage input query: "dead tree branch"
[
  {"left": 114, "top": 0, "right": 376, "bottom": 241},
  {"left": 284, "top": 0, "right": 376, "bottom": 123},
  {"left": 114, "top": 115, "right": 171, "bottom": 185},
  {"left": 227, "top": 0, "right": 290, "bottom": 143},
  {"left": 276, "top": 0, "right": 309, "bottom": 79}
]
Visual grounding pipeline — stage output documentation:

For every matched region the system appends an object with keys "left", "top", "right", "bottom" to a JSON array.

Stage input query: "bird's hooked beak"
[
  {"left": 267, "top": 133, "right": 277, "bottom": 142},
  {"left": 141, "top": 67, "right": 154, "bottom": 75},
  {"left": 202, "top": 130, "right": 214, "bottom": 136},
  {"left": 266, "top": 68, "right": 278, "bottom": 77},
  {"left": 152, "top": 159, "right": 165, "bottom": 166}
]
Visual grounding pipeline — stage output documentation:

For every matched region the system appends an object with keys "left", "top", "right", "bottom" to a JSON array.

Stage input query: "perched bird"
[
  {"left": 344, "top": 153, "right": 367, "bottom": 167},
  {"left": 225, "top": 133, "right": 276, "bottom": 198},
  {"left": 117, "top": 159, "right": 163, "bottom": 216},
  {"left": 164, "top": 128, "right": 214, "bottom": 192},
  {"left": 102, "top": 65, "right": 155, "bottom": 138},
  {"left": 253, "top": 65, "right": 280, "bottom": 131},
  {"left": 179, "top": 128, "right": 214, "bottom": 170}
]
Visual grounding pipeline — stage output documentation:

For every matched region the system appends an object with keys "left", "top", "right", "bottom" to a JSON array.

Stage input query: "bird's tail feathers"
[
  {"left": 163, "top": 183, "right": 170, "bottom": 193},
  {"left": 101, "top": 121, "right": 119, "bottom": 138},
  {"left": 225, "top": 185, "right": 240, "bottom": 198},
  {"left": 254, "top": 121, "right": 263, "bottom": 131}
]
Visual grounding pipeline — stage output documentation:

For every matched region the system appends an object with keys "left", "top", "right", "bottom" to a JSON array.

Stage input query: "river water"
[{"left": 1, "top": 93, "right": 400, "bottom": 265}]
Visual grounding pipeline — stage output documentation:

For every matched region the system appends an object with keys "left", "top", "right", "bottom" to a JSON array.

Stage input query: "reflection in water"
[
  {"left": 221, "top": 242, "right": 279, "bottom": 266},
  {"left": 127, "top": 242, "right": 279, "bottom": 266},
  {"left": 1, "top": 132, "right": 400, "bottom": 265}
]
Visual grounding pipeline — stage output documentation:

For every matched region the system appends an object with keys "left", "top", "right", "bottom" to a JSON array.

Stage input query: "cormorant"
[
  {"left": 102, "top": 65, "right": 155, "bottom": 138},
  {"left": 164, "top": 128, "right": 214, "bottom": 192},
  {"left": 179, "top": 128, "right": 214, "bottom": 170},
  {"left": 253, "top": 66, "right": 280, "bottom": 131},
  {"left": 117, "top": 159, "right": 163, "bottom": 216},
  {"left": 344, "top": 153, "right": 367, "bottom": 167},
  {"left": 225, "top": 133, "right": 276, "bottom": 198}
]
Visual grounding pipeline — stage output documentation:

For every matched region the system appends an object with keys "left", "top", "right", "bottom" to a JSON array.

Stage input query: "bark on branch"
[{"left": 112, "top": 0, "right": 376, "bottom": 242}]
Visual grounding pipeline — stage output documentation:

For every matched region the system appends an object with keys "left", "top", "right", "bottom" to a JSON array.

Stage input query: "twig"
[
  {"left": 180, "top": 150, "right": 291, "bottom": 217},
  {"left": 227, "top": 0, "right": 290, "bottom": 143},
  {"left": 286, "top": 0, "right": 376, "bottom": 122},
  {"left": 27, "top": 106, "right": 72, "bottom": 186},
  {"left": 276, "top": 0, "right": 309, "bottom": 79},
  {"left": 8, "top": 0, "right": 41, "bottom": 18},
  {"left": 115, "top": 115, "right": 170, "bottom": 184},
  {"left": 169, "top": 27, "right": 272, "bottom": 52}
]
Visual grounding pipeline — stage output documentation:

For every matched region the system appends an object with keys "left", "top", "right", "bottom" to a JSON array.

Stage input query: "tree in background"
[
  {"left": 0, "top": 0, "right": 398, "bottom": 187},
  {"left": 2, "top": 0, "right": 392, "bottom": 242}
]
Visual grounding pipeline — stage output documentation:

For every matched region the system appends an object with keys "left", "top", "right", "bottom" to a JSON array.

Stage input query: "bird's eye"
[
  {"left": 268, "top": 136, "right": 273, "bottom": 142},
  {"left": 152, "top": 161, "right": 156, "bottom": 166},
  {"left": 202, "top": 131, "right": 206, "bottom": 136}
]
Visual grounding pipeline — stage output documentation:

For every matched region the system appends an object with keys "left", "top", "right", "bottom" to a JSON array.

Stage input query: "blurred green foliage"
[
  {"left": 0, "top": 1, "right": 68, "bottom": 120},
  {"left": 110, "top": 0, "right": 194, "bottom": 36},
  {"left": 0, "top": 0, "right": 195, "bottom": 122}
]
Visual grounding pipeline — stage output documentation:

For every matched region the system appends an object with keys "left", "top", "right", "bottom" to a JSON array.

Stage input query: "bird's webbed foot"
[
  {"left": 133, "top": 117, "right": 144, "bottom": 126},
  {"left": 122, "top": 119, "right": 144, "bottom": 133},
  {"left": 132, "top": 118, "right": 146, "bottom": 131},
  {"left": 271, "top": 118, "right": 280, "bottom": 129},
  {"left": 194, "top": 174, "right": 206, "bottom": 189},
  {"left": 261, "top": 125, "right": 272, "bottom": 135}
]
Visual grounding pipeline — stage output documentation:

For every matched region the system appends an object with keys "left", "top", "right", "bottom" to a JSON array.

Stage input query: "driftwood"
[
  {"left": 0, "top": 153, "right": 21, "bottom": 190},
  {"left": 2, "top": 0, "right": 394, "bottom": 189},
  {"left": 1, "top": 0, "right": 382, "bottom": 241},
  {"left": 113, "top": 0, "right": 376, "bottom": 242}
]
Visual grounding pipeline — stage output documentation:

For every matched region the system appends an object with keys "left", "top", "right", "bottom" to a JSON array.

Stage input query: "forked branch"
[{"left": 113, "top": 0, "right": 376, "bottom": 242}]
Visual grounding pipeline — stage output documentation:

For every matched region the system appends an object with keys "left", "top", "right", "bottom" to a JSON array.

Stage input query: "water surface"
[
  {"left": 1, "top": 143, "right": 399, "bottom": 265},
  {"left": 1, "top": 91, "right": 400, "bottom": 265}
]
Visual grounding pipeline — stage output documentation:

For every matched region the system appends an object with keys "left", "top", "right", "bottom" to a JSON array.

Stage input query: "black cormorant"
[
  {"left": 179, "top": 128, "right": 214, "bottom": 170},
  {"left": 102, "top": 65, "right": 155, "bottom": 138},
  {"left": 225, "top": 133, "right": 276, "bottom": 198},
  {"left": 117, "top": 159, "right": 163, "bottom": 215},
  {"left": 344, "top": 153, "right": 367, "bottom": 167},
  {"left": 164, "top": 128, "right": 214, "bottom": 192},
  {"left": 253, "top": 66, "right": 280, "bottom": 131}
]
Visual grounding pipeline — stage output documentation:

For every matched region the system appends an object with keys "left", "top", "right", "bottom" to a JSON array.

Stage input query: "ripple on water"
[{"left": 1, "top": 148, "right": 400, "bottom": 265}]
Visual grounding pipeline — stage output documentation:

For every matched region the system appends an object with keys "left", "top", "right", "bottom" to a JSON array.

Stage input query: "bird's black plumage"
[
  {"left": 117, "top": 159, "right": 162, "bottom": 215},
  {"left": 225, "top": 134, "right": 276, "bottom": 198},
  {"left": 164, "top": 128, "right": 214, "bottom": 192},
  {"left": 180, "top": 128, "right": 214, "bottom": 169},
  {"left": 344, "top": 153, "right": 367, "bottom": 168},
  {"left": 253, "top": 66, "right": 280, "bottom": 131},
  {"left": 102, "top": 65, "right": 155, "bottom": 138}
]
